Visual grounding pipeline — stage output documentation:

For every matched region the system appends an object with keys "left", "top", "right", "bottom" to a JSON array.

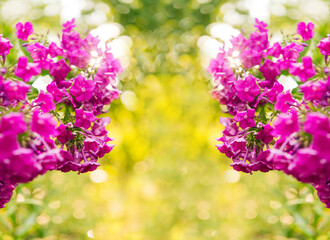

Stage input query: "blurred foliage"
[{"left": 0, "top": 0, "right": 330, "bottom": 239}]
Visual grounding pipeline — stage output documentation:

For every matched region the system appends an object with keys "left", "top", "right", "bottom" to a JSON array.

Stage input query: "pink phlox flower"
[
  {"left": 289, "top": 56, "right": 315, "bottom": 82},
  {"left": 254, "top": 18, "right": 268, "bottom": 33},
  {"left": 267, "top": 42, "right": 282, "bottom": 58},
  {"left": 3, "top": 80, "right": 30, "bottom": 101},
  {"left": 256, "top": 124, "right": 274, "bottom": 144},
  {"left": 14, "top": 56, "right": 41, "bottom": 82},
  {"left": 48, "top": 42, "right": 63, "bottom": 58},
  {"left": 300, "top": 80, "right": 327, "bottom": 101},
  {"left": 239, "top": 48, "right": 262, "bottom": 69},
  {"left": 70, "top": 75, "right": 95, "bottom": 102},
  {"left": 271, "top": 110, "right": 299, "bottom": 138},
  {"left": 27, "top": 42, "right": 53, "bottom": 70},
  {"left": 317, "top": 35, "right": 330, "bottom": 56},
  {"left": 74, "top": 109, "right": 97, "bottom": 129},
  {"left": 259, "top": 59, "right": 281, "bottom": 80},
  {"left": 229, "top": 34, "right": 248, "bottom": 53},
  {"left": 69, "top": 49, "right": 91, "bottom": 69},
  {"left": 62, "top": 19, "right": 76, "bottom": 33},
  {"left": 34, "top": 90, "right": 56, "bottom": 113},
  {"left": 61, "top": 31, "right": 82, "bottom": 51},
  {"left": 297, "top": 22, "right": 314, "bottom": 41},
  {"left": 56, "top": 124, "right": 75, "bottom": 144},
  {"left": 31, "top": 109, "right": 57, "bottom": 138},
  {"left": 49, "top": 59, "right": 71, "bottom": 80},
  {"left": 265, "top": 82, "right": 284, "bottom": 102},
  {"left": 274, "top": 91, "right": 296, "bottom": 113},
  {"left": 248, "top": 31, "right": 269, "bottom": 51},
  {"left": 15, "top": 22, "right": 33, "bottom": 41},
  {"left": 279, "top": 43, "right": 303, "bottom": 70},
  {"left": 0, "top": 36, "right": 13, "bottom": 56},
  {"left": 83, "top": 33, "right": 102, "bottom": 54},
  {"left": 207, "top": 51, "right": 234, "bottom": 85},
  {"left": 235, "top": 75, "right": 260, "bottom": 101},
  {"left": 233, "top": 109, "right": 256, "bottom": 129},
  {"left": 0, "top": 112, "right": 26, "bottom": 135}
]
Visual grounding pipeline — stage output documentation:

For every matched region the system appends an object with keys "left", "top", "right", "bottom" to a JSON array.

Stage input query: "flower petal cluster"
[
  {"left": 208, "top": 19, "right": 330, "bottom": 208},
  {"left": 0, "top": 19, "right": 123, "bottom": 208}
]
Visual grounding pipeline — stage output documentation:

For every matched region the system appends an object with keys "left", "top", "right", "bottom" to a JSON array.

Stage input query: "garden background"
[{"left": 0, "top": 0, "right": 329, "bottom": 239}]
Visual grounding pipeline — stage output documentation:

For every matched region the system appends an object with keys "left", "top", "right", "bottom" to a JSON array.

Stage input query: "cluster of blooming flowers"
[
  {"left": 0, "top": 19, "right": 123, "bottom": 208},
  {"left": 207, "top": 19, "right": 330, "bottom": 207}
]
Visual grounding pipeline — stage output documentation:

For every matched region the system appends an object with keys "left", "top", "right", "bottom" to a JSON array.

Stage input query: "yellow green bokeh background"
[{"left": 0, "top": 0, "right": 329, "bottom": 239}]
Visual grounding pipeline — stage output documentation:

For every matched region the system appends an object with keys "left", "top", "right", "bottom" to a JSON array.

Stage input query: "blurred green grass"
[{"left": 0, "top": 0, "right": 330, "bottom": 239}]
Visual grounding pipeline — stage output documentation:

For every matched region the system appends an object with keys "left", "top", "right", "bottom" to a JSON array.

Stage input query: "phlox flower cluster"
[
  {"left": 207, "top": 19, "right": 330, "bottom": 208},
  {"left": 0, "top": 19, "right": 123, "bottom": 208}
]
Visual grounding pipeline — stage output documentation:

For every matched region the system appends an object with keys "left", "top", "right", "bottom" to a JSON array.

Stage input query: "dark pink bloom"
[
  {"left": 0, "top": 183, "right": 16, "bottom": 208},
  {"left": 249, "top": 31, "right": 269, "bottom": 51},
  {"left": 259, "top": 59, "right": 281, "bottom": 80},
  {"left": 231, "top": 138, "right": 246, "bottom": 152},
  {"left": 256, "top": 124, "right": 274, "bottom": 144},
  {"left": 46, "top": 82, "right": 70, "bottom": 102},
  {"left": 220, "top": 117, "right": 239, "bottom": 136},
  {"left": 0, "top": 133, "right": 19, "bottom": 159},
  {"left": 83, "top": 33, "right": 101, "bottom": 53},
  {"left": 304, "top": 112, "right": 330, "bottom": 136},
  {"left": 74, "top": 109, "right": 97, "bottom": 129},
  {"left": 265, "top": 82, "right": 284, "bottom": 102},
  {"left": 49, "top": 59, "right": 71, "bottom": 80},
  {"left": 84, "top": 138, "right": 99, "bottom": 152},
  {"left": 216, "top": 142, "right": 235, "bottom": 158},
  {"left": 233, "top": 109, "right": 256, "bottom": 129},
  {"left": 34, "top": 90, "right": 56, "bottom": 113},
  {"left": 56, "top": 124, "right": 75, "bottom": 144},
  {"left": 27, "top": 42, "right": 52, "bottom": 70},
  {"left": 14, "top": 56, "right": 41, "bottom": 82},
  {"left": 48, "top": 42, "right": 63, "bottom": 58},
  {"left": 62, "top": 19, "right": 76, "bottom": 33},
  {"left": 274, "top": 91, "right": 296, "bottom": 113},
  {"left": 69, "top": 49, "right": 91, "bottom": 69},
  {"left": 0, "top": 112, "right": 26, "bottom": 135},
  {"left": 239, "top": 49, "right": 262, "bottom": 69},
  {"left": 102, "top": 51, "right": 124, "bottom": 80},
  {"left": 272, "top": 110, "right": 299, "bottom": 138},
  {"left": 267, "top": 42, "right": 282, "bottom": 58},
  {"left": 228, "top": 34, "right": 248, "bottom": 55},
  {"left": 297, "top": 22, "right": 314, "bottom": 41},
  {"left": 61, "top": 31, "right": 81, "bottom": 51},
  {"left": 231, "top": 161, "right": 252, "bottom": 174},
  {"left": 5, "top": 148, "right": 42, "bottom": 184},
  {"left": 96, "top": 143, "right": 114, "bottom": 158},
  {"left": 317, "top": 35, "right": 330, "bottom": 56},
  {"left": 315, "top": 183, "right": 330, "bottom": 208},
  {"left": 289, "top": 56, "right": 315, "bottom": 82},
  {"left": 79, "top": 161, "right": 99, "bottom": 173},
  {"left": 3, "top": 80, "right": 30, "bottom": 101},
  {"left": 206, "top": 51, "right": 235, "bottom": 85},
  {"left": 289, "top": 148, "right": 328, "bottom": 184},
  {"left": 31, "top": 109, "right": 57, "bottom": 138},
  {"left": 0, "top": 36, "right": 13, "bottom": 56},
  {"left": 235, "top": 75, "right": 260, "bottom": 101},
  {"left": 70, "top": 75, "right": 95, "bottom": 102},
  {"left": 92, "top": 117, "right": 111, "bottom": 136},
  {"left": 310, "top": 134, "right": 330, "bottom": 161},
  {"left": 280, "top": 43, "right": 303, "bottom": 70},
  {"left": 15, "top": 22, "right": 33, "bottom": 41},
  {"left": 254, "top": 18, "right": 268, "bottom": 33},
  {"left": 300, "top": 80, "right": 326, "bottom": 101}
]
